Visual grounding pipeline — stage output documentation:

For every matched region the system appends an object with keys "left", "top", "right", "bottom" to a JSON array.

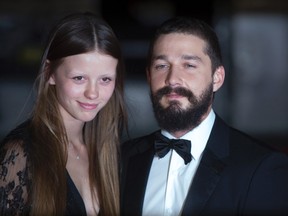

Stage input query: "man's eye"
[
  {"left": 155, "top": 65, "right": 168, "bottom": 70},
  {"left": 185, "top": 64, "right": 196, "bottom": 68}
]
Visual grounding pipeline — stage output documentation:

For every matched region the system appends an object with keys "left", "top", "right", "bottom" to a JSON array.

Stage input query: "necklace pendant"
[{"left": 76, "top": 156, "right": 80, "bottom": 160}]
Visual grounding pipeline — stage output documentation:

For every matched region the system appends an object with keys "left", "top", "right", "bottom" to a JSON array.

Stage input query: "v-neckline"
[{"left": 66, "top": 171, "right": 87, "bottom": 216}]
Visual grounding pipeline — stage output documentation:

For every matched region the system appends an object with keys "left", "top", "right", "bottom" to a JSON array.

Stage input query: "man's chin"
[{"left": 167, "top": 100, "right": 191, "bottom": 110}]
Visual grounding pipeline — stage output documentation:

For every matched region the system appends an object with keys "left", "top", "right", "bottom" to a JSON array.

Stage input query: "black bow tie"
[{"left": 154, "top": 132, "right": 192, "bottom": 165}]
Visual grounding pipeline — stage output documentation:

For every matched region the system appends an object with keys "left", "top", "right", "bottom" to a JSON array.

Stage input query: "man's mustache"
[{"left": 155, "top": 86, "right": 194, "bottom": 100}]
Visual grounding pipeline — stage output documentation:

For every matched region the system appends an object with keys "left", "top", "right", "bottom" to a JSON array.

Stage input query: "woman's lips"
[{"left": 78, "top": 102, "right": 98, "bottom": 110}]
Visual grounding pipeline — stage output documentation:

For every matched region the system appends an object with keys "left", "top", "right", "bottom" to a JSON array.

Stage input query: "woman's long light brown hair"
[{"left": 29, "top": 12, "right": 127, "bottom": 216}]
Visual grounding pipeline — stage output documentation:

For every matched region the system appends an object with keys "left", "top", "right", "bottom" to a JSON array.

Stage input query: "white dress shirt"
[{"left": 142, "top": 110, "right": 216, "bottom": 216}]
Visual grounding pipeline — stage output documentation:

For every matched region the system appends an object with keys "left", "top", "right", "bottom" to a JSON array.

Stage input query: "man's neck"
[{"left": 168, "top": 108, "right": 213, "bottom": 138}]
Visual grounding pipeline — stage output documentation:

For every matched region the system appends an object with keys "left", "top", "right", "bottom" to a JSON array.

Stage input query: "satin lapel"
[
  {"left": 181, "top": 149, "right": 226, "bottom": 216},
  {"left": 122, "top": 133, "right": 156, "bottom": 215},
  {"left": 181, "top": 116, "right": 230, "bottom": 216}
]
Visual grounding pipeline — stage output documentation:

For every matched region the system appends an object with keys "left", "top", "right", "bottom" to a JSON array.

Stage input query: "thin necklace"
[{"left": 69, "top": 143, "right": 80, "bottom": 160}]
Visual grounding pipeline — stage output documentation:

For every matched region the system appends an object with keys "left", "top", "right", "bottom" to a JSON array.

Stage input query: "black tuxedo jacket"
[{"left": 120, "top": 116, "right": 288, "bottom": 216}]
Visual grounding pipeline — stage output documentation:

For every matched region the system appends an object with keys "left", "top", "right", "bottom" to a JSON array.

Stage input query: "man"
[{"left": 120, "top": 16, "right": 288, "bottom": 216}]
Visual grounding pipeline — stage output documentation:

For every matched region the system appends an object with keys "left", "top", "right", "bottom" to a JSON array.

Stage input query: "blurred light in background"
[{"left": 0, "top": 0, "right": 287, "bottom": 150}]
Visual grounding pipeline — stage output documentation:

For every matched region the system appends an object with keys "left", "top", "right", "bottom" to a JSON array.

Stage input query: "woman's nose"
[{"left": 84, "top": 83, "right": 99, "bottom": 99}]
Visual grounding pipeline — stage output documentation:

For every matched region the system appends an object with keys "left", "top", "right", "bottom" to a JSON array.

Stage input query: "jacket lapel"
[
  {"left": 121, "top": 132, "right": 157, "bottom": 215},
  {"left": 181, "top": 116, "right": 230, "bottom": 216}
]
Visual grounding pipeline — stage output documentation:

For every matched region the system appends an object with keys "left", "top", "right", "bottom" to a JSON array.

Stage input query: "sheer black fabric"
[{"left": 0, "top": 121, "right": 87, "bottom": 216}]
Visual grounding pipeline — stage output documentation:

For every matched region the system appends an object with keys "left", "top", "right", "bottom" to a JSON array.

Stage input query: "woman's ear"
[
  {"left": 46, "top": 60, "right": 56, "bottom": 85},
  {"left": 212, "top": 66, "right": 225, "bottom": 92}
]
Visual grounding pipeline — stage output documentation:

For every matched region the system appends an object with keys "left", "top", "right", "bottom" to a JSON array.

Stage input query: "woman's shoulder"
[
  {"left": 0, "top": 119, "right": 32, "bottom": 162},
  {"left": 1, "top": 120, "right": 31, "bottom": 147},
  {"left": 0, "top": 120, "right": 32, "bottom": 216}
]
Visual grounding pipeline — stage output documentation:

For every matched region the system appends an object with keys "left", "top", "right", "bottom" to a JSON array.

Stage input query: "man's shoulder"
[
  {"left": 213, "top": 115, "right": 286, "bottom": 159},
  {"left": 227, "top": 126, "right": 288, "bottom": 165},
  {"left": 121, "top": 130, "right": 160, "bottom": 154},
  {"left": 123, "top": 129, "right": 161, "bottom": 143}
]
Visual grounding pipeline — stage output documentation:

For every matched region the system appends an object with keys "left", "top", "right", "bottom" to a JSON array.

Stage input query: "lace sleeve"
[{"left": 0, "top": 139, "right": 31, "bottom": 216}]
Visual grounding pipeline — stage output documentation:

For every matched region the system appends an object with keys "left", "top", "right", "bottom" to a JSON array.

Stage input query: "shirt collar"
[{"left": 161, "top": 109, "right": 215, "bottom": 160}]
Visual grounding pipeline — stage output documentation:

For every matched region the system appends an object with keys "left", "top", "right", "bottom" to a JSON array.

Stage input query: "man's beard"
[{"left": 150, "top": 83, "right": 213, "bottom": 133}]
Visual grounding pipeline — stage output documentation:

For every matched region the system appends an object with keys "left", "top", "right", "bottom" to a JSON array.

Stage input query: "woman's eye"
[
  {"left": 73, "top": 76, "right": 84, "bottom": 81},
  {"left": 102, "top": 77, "right": 112, "bottom": 83}
]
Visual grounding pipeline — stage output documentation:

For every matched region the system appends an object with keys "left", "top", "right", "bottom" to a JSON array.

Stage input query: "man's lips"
[{"left": 165, "top": 93, "right": 184, "bottom": 99}]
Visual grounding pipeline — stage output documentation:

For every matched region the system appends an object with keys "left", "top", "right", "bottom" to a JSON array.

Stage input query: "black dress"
[{"left": 0, "top": 121, "right": 87, "bottom": 216}]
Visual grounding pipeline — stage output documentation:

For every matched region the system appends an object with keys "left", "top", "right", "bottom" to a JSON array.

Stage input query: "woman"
[{"left": 0, "top": 12, "right": 127, "bottom": 216}]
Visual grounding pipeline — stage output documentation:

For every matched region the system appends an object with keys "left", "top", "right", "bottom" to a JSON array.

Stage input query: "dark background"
[{"left": 0, "top": 0, "right": 288, "bottom": 151}]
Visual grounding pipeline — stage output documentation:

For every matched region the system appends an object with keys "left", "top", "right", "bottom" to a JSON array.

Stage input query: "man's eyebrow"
[
  {"left": 151, "top": 54, "right": 203, "bottom": 62},
  {"left": 152, "top": 55, "right": 167, "bottom": 61},
  {"left": 181, "top": 54, "right": 202, "bottom": 62}
]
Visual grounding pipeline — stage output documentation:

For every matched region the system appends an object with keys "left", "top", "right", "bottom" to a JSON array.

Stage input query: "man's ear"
[
  {"left": 212, "top": 66, "right": 225, "bottom": 92},
  {"left": 146, "top": 67, "right": 151, "bottom": 83},
  {"left": 46, "top": 60, "right": 55, "bottom": 85}
]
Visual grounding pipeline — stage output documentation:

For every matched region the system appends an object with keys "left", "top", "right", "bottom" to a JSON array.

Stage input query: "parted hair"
[{"left": 29, "top": 12, "right": 126, "bottom": 216}]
